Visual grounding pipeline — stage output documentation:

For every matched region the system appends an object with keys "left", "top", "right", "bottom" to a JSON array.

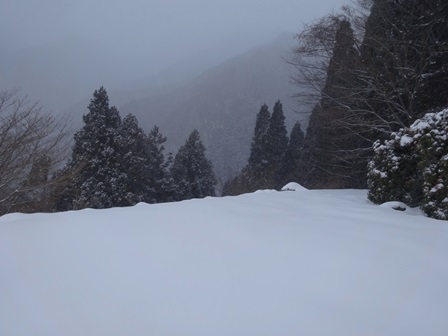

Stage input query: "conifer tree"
[
  {"left": 264, "top": 100, "right": 288, "bottom": 187},
  {"left": 291, "top": 1, "right": 448, "bottom": 190},
  {"left": 145, "top": 125, "right": 174, "bottom": 203},
  {"left": 119, "top": 113, "right": 148, "bottom": 205},
  {"left": 228, "top": 101, "right": 291, "bottom": 193},
  {"left": 66, "top": 87, "right": 128, "bottom": 209},
  {"left": 299, "top": 19, "right": 365, "bottom": 188},
  {"left": 281, "top": 121, "right": 305, "bottom": 184},
  {"left": 361, "top": 0, "right": 448, "bottom": 126},
  {"left": 171, "top": 129, "right": 216, "bottom": 200},
  {"left": 246, "top": 104, "right": 270, "bottom": 175}
]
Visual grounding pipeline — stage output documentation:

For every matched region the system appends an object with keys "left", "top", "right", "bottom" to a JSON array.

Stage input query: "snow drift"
[{"left": 1, "top": 188, "right": 447, "bottom": 336}]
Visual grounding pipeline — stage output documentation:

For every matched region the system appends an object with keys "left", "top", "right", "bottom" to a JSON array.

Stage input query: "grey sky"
[
  {"left": 1, "top": 0, "right": 347, "bottom": 112},
  {"left": 2, "top": 0, "right": 346, "bottom": 58}
]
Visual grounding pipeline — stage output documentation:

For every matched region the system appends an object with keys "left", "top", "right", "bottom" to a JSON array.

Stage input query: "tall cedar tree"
[
  {"left": 65, "top": 87, "right": 128, "bottom": 209},
  {"left": 145, "top": 126, "right": 175, "bottom": 203},
  {"left": 299, "top": 20, "right": 365, "bottom": 188},
  {"left": 226, "top": 101, "right": 291, "bottom": 195},
  {"left": 291, "top": 1, "right": 448, "bottom": 191},
  {"left": 245, "top": 104, "right": 271, "bottom": 177},
  {"left": 171, "top": 129, "right": 216, "bottom": 201},
  {"left": 361, "top": 0, "right": 448, "bottom": 129},
  {"left": 119, "top": 114, "right": 149, "bottom": 204},
  {"left": 281, "top": 121, "right": 305, "bottom": 184},
  {"left": 263, "top": 100, "right": 288, "bottom": 188}
]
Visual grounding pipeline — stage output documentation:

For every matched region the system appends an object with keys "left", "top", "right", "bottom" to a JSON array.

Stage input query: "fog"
[{"left": 1, "top": 0, "right": 347, "bottom": 112}]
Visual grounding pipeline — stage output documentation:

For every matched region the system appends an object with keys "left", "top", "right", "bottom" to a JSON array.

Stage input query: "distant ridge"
[{"left": 122, "top": 33, "right": 305, "bottom": 181}]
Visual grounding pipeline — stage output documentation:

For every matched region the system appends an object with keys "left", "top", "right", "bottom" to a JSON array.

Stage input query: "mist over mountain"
[
  {"left": 1, "top": 31, "right": 306, "bottom": 183},
  {"left": 121, "top": 34, "right": 304, "bottom": 182},
  {"left": 0, "top": 37, "right": 136, "bottom": 112}
]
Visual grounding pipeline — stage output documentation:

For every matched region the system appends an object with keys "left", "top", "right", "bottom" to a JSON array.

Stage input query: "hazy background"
[
  {"left": 1, "top": 0, "right": 347, "bottom": 181},
  {"left": 1, "top": 0, "right": 346, "bottom": 108}
]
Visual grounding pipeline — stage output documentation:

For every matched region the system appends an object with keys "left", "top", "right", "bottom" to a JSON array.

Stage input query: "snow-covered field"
[{"left": 1, "top": 185, "right": 447, "bottom": 336}]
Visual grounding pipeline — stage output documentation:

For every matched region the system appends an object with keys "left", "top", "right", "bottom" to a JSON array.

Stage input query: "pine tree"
[
  {"left": 265, "top": 100, "right": 288, "bottom": 160},
  {"left": 171, "top": 129, "right": 216, "bottom": 201},
  {"left": 361, "top": 0, "right": 448, "bottom": 126},
  {"left": 238, "top": 104, "right": 271, "bottom": 192},
  {"left": 417, "top": 1, "right": 448, "bottom": 115},
  {"left": 246, "top": 104, "right": 270, "bottom": 175},
  {"left": 145, "top": 125, "right": 174, "bottom": 203},
  {"left": 264, "top": 100, "right": 288, "bottom": 187},
  {"left": 66, "top": 87, "right": 128, "bottom": 209},
  {"left": 281, "top": 121, "right": 305, "bottom": 184},
  {"left": 229, "top": 101, "right": 291, "bottom": 193},
  {"left": 118, "top": 113, "right": 148, "bottom": 205},
  {"left": 299, "top": 19, "right": 365, "bottom": 188}
]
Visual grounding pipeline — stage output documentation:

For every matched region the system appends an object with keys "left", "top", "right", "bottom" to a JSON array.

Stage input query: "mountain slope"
[{"left": 122, "top": 34, "right": 303, "bottom": 181}]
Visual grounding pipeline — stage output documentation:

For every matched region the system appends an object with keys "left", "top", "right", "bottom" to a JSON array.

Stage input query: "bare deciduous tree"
[
  {"left": 0, "top": 89, "right": 69, "bottom": 215},
  {"left": 290, "top": 0, "right": 448, "bottom": 188}
]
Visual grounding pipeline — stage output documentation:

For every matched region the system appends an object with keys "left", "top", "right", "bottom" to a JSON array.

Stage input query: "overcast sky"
[
  {"left": 1, "top": 0, "right": 346, "bottom": 64},
  {"left": 1, "top": 0, "right": 348, "bottom": 112}
]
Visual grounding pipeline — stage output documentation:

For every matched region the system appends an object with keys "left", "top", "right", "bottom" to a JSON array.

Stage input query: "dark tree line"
[
  {"left": 0, "top": 86, "right": 216, "bottom": 215},
  {"left": 55, "top": 87, "right": 216, "bottom": 211},
  {"left": 289, "top": 0, "right": 448, "bottom": 189},
  {"left": 223, "top": 101, "right": 305, "bottom": 195}
]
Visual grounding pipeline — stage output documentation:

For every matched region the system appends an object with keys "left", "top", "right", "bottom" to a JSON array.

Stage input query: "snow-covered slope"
[{"left": 1, "top": 188, "right": 447, "bottom": 336}]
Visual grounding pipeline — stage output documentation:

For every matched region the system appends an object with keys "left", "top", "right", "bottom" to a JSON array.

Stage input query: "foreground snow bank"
[{"left": 1, "top": 189, "right": 447, "bottom": 336}]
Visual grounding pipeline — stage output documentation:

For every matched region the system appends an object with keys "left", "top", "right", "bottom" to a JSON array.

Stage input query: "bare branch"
[{"left": 0, "top": 89, "right": 71, "bottom": 215}]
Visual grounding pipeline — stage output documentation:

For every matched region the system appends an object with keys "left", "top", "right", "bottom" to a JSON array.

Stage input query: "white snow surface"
[
  {"left": 281, "top": 182, "right": 308, "bottom": 191},
  {"left": 1, "top": 189, "right": 448, "bottom": 336},
  {"left": 399, "top": 134, "right": 414, "bottom": 147}
]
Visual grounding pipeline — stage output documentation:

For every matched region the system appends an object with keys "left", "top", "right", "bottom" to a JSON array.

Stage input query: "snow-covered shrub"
[
  {"left": 415, "top": 111, "right": 448, "bottom": 219},
  {"left": 367, "top": 130, "right": 422, "bottom": 207},
  {"left": 368, "top": 109, "right": 448, "bottom": 219}
]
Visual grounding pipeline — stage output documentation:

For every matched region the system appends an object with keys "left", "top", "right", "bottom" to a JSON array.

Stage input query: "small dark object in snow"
[
  {"left": 282, "top": 188, "right": 295, "bottom": 192},
  {"left": 392, "top": 206, "right": 406, "bottom": 211}
]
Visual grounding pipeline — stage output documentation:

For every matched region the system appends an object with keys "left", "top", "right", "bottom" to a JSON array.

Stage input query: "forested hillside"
[{"left": 121, "top": 34, "right": 300, "bottom": 181}]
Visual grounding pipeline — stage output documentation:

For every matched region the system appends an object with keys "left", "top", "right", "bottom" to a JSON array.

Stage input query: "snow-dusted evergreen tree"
[
  {"left": 281, "top": 121, "right": 305, "bottom": 184},
  {"left": 67, "top": 87, "right": 128, "bottom": 209},
  {"left": 299, "top": 19, "right": 365, "bottom": 188},
  {"left": 415, "top": 111, "right": 448, "bottom": 219},
  {"left": 224, "top": 101, "right": 292, "bottom": 195},
  {"left": 264, "top": 100, "right": 288, "bottom": 187},
  {"left": 362, "top": 0, "right": 448, "bottom": 122},
  {"left": 118, "top": 113, "right": 148, "bottom": 205},
  {"left": 222, "top": 104, "right": 270, "bottom": 196},
  {"left": 368, "top": 109, "right": 448, "bottom": 220},
  {"left": 145, "top": 125, "right": 174, "bottom": 203},
  {"left": 171, "top": 129, "right": 216, "bottom": 201},
  {"left": 245, "top": 104, "right": 271, "bottom": 178},
  {"left": 367, "top": 130, "right": 422, "bottom": 207},
  {"left": 242, "top": 101, "right": 288, "bottom": 190}
]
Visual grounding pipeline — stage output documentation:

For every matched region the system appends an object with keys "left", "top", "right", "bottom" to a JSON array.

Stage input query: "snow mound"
[
  {"left": 379, "top": 201, "right": 408, "bottom": 211},
  {"left": 281, "top": 182, "right": 308, "bottom": 192}
]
